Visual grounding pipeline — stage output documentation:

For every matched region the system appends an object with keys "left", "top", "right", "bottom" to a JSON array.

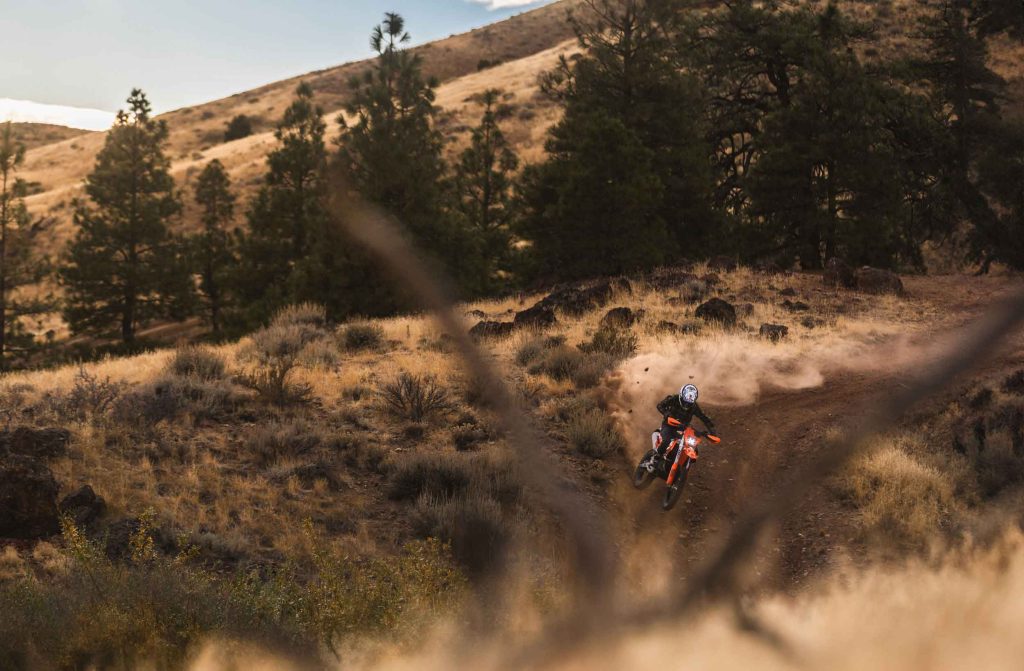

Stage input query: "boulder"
[
  {"left": 694, "top": 298, "right": 737, "bottom": 328},
  {"left": 600, "top": 307, "right": 639, "bottom": 329},
  {"left": 1003, "top": 370, "right": 1024, "bottom": 395},
  {"left": 0, "top": 428, "right": 71, "bottom": 460},
  {"left": 759, "top": 324, "right": 789, "bottom": 342},
  {"left": 59, "top": 485, "right": 107, "bottom": 527},
  {"left": 823, "top": 258, "right": 856, "bottom": 289},
  {"left": 613, "top": 277, "right": 633, "bottom": 295},
  {"left": 779, "top": 287, "right": 797, "bottom": 297},
  {"left": 537, "top": 281, "right": 618, "bottom": 316},
  {"left": 0, "top": 455, "right": 60, "bottom": 539},
  {"left": 513, "top": 304, "right": 557, "bottom": 329},
  {"left": 855, "top": 267, "right": 904, "bottom": 295},
  {"left": 782, "top": 300, "right": 811, "bottom": 312},
  {"left": 469, "top": 320, "right": 514, "bottom": 339},
  {"left": 465, "top": 309, "right": 487, "bottom": 319},
  {"left": 708, "top": 255, "right": 738, "bottom": 272},
  {"left": 801, "top": 316, "right": 825, "bottom": 329}
]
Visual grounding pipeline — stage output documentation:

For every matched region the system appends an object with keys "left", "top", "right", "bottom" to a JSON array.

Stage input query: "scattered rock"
[
  {"left": 679, "top": 321, "right": 703, "bottom": 335},
  {"left": 969, "top": 388, "right": 994, "bottom": 410},
  {"left": 823, "top": 258, "right": 856, "bottom": 289},
  {"left": 779, "top": 287, "right": 797, "bottom": 297},
  {"left": 465, "top": 309, "right": 487, "bottom": 319},
  {"left": 469, "top": 320, "right": 514, "bottom": 339},
  {"left": 737, "top": 303, "right": 755, "bottom": 318},
  {"left": 59, "top": 485, "right": 106, "bottom": 527},
  {"left": 513, "top": 304, "right": 557, "bottom": 329},
  {"left": 854, "top": 267, "right": 904, "bottom": 295},
  {"left": 0, "top": 455, "right": 60, "bottom": 539},
  {"left": 800, "top": 316, "right": 825, "bottom": 329},
  {"left": 0, "top": 428, "right": 71, "bottom": 460},
  {"left": 600, "top": 307, "right": 639, "bottom": 329},
  {"left": 656, "top": 321, "right": 682, "bottom": 334},
  {"left": 646, "top": 269, "right": 698, "bottom": 291},
  {"left": 759, "top": 324, "right": 789, "bottom": 342},
  {"left": 537, "top": 281, "right": 618, "bottom": 316},
  {"left": 695, "top": 298, "right": 737, "bottom": 328},
  {"left": 782, "top": 300, "right": 811, "bottom": 312},
  {"left": 708, "top": 255, "right": 738, "bottom": 272},
  {"left": 613, "top": 277, "right": 633, "bottom": 294}
]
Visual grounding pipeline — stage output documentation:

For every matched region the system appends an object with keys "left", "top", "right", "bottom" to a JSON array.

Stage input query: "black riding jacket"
[{"left": 656, "top": 395, "right": 715, "bottom": 433}]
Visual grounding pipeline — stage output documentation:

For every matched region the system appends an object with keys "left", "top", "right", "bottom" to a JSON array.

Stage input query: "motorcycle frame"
[{"left": 666, "top": 427, "right": 700, "bottom": 486}]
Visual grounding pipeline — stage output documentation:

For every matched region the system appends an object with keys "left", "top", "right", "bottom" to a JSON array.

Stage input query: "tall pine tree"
[
  {"left": 190, "top": 159, "right": 236, "bottom": 335},
  {"left": 234, "top": 83, "right": 332, "bottom": 326},
  {"left": 452, "top": 89, "right": 519, "bottom": 291},
  {"left": 60, "top": 90, "right": 193, "bottom": 344},
  {"left": 0, "top": 122, "right": 50, "bottom": 368},
  {"left": 338, "top": 13, "right": 485, "bottom": 295},
  {"left": 521, "top": 0, "right": 714, "bottom": 281}
]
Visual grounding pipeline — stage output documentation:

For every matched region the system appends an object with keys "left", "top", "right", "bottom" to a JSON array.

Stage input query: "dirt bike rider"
[{"left": 650, "top": 384, "right": 716, "bottom": 460}]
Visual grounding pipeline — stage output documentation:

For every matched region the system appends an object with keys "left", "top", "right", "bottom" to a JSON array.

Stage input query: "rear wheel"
[
  {"left": 633, "top": 451, "right": 656, "bottom": 490},
  {"left": 662, "top": 462, "right": 689, "bottom": 510}
]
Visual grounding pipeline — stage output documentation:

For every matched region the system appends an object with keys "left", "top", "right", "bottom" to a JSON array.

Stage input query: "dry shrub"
[
  {"left": 38, "top": 369, "right": 124, "bottom": 422},
  {"left": 340, "top": 323, "right": 385, "bottom": 351},
  {"left": 379, "top": 372, "right": 451, "bottom": 422},
  {"left": 166, "top": 346, "right": 227, "bottom": 381},
  {"left": 973, "top": 431, "right": 1024, "bottom": 498},
  {"left": 579, "top": 327, "right": 638, "bottom": 360},
  {"left": 515, "top": 335, "right": 564, "bottom": 367},
  {"left": 114, "top": 375, "right": 243, "bottom": 427},
  {"left": 528, "top": 346, "right": 615, "bottom": 389},
  {"left": 564, "top": 405, "right": 625, "bottom": 459},
  {"left": 239, "top": 304, "right": 334, "bottom": 405},
  {"left": 246, "top": 419, "right": 323, "bottom": 467},
  {"left": 387, "top": 452, "right": 520, "bottom": 504},
  {"left": 412, "top": 492, "right": 508, "bottom": 579},
  {"left": 837, "top": 442, "right": 954, "bottom": 548}
]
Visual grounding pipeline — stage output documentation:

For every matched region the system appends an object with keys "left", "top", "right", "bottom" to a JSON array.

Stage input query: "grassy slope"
[{"left": 6, "top": 123, "right": 90, "bottom": 151}]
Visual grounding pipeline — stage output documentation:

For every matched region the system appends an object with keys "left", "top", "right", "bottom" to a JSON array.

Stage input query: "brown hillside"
[{"left": 6, "top": 122, "right": 90, "bottom": 151}]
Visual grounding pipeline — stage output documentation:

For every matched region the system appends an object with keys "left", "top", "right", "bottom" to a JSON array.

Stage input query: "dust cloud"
[{"left": 603, "top": 329, "right": 923, "bottom": 456}]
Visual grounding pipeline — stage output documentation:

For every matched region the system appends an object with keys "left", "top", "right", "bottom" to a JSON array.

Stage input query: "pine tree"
[
  {"left": 59, "top": 90, "right": 192, "bottom": 344},
  {"left": 452, "top": 89, "right": 519, "bottom": 290},
  {"left": 0, "top": 122, "right": 50, "bottom": 368},
  {"left": 190, "top": 159, "right": 236, "bottom": 335},
  {"left": 338, "top": 13, "right": 484, "bottom": 294},
  {"left": 521, "top": 0, "right": 713, "bottom": 281},
  {"left": 917, "top": 0, "right": 1009, "bottom": 271},
  {"left": 234, "top": 83, "right": 331, "bottom": 326}
]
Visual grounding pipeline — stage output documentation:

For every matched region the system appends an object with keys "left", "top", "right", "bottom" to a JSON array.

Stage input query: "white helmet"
[{"left": 680, "top": 384, "right": 698, "bottom": 406}]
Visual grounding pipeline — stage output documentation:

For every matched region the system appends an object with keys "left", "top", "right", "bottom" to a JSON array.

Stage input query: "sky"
[{"left": 0, "top": 0, "right": 554, "bottom": 130}]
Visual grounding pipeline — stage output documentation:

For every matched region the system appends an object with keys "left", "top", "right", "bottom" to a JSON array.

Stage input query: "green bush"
[
  {"left": 239, "top": 308, "right": 332, "bottom": 405},
  {"left": 412, "top": 492, "right": 507, "bottom": 578},
  {"left": 223, "top": 114, "right": 254, "bottom": 142}
]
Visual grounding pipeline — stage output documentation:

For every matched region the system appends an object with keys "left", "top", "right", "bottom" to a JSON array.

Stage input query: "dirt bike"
[{"left": 632, "top": 417, "right": 721, "bottom": 511}]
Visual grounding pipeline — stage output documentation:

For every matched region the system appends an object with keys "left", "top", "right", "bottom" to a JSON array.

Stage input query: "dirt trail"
[{"left": 608, "top": 275, "right": 1024, "bottom": 595}]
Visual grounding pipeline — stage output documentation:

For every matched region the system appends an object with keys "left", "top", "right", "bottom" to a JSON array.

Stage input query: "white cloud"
[
  {"left": 467, "top": 0, "right": 550, "bottom": 10},
  {"left": 0, "top": 98, "right": 114, "bottom": 131}
]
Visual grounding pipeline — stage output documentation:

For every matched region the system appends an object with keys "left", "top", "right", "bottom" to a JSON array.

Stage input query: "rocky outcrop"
[
  {"left": 469, "top": 321, "right": 514, "bottom": 339},
  {"left": 513, "top": 304, "right": 557, "bottom": 329},
  {"left": 823, "top": 258, "right": 856, "bottom": 289},
  {"left": 600, "top": 307, "right": 640, "bottom": 329},
  {"left": 759, "top": 324, "right": 789, "bottom": 342},
  {"left": 855, "top": 267, "right": 904, "bottom": 295},
  {"left": 59, "top": 485, "right": 107, "bottom": 527},
  {"left": 694, "top": 298, "right": 737, "bottom": 328},
  {"left": 0, "top": 455, "right": 60, "bottom": 539},
  {"left": 0, "top": 428, "right": 70, "bottom": 460}
]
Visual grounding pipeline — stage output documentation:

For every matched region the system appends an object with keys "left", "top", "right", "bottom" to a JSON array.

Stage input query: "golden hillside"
[
  {"left": 6, "top": 123, "right": 90, "bottom": 152},
  {"left": 16, "top": 0, "right": 1024, "bottom": 262}
]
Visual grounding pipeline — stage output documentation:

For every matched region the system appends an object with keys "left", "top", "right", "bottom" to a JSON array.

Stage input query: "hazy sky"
[{"left": 1, "top": 0, "right": 553, "bottom": 126}]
